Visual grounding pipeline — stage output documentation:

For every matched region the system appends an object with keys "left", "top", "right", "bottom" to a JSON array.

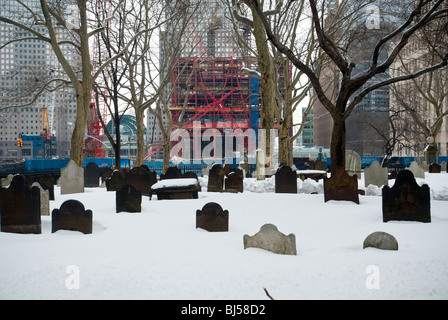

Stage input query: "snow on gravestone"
[
  {"left": 196, "top": 202, "right": 229, "bottom": 232},
  {"left": 0, "top": 175, "right": 41, "bottom": 234},
  {"left": 243, "top": 224, "right": 297, "bottom": 255},
  {"left": 60, "top": 160, "right": 84, "bottom": 195}
]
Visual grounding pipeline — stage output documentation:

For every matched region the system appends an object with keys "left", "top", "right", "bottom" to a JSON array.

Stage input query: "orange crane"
[{"left": 40, "top": 104, "right": 53, "bottom": 142}]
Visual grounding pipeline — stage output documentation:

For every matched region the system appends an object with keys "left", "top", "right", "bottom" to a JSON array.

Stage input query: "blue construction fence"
[{"left": 322, "top": 156, "right": 448, "bottom": 170}]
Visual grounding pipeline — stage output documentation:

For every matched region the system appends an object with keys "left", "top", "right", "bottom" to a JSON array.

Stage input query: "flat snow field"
[{"left": 1, "top": 173, "right": 448, "bottom": 300}]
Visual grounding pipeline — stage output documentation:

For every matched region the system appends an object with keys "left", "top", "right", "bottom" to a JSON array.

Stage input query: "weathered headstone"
[
  {"left": 84, "top": 162, "right": 100, "bottom": 188},
  {"left": 324, "top": 167, "right": 360, "bottom": 204},
  {"left": 314, "top": 160, "right": 327, "bottom": 171},
  {"left": 125, "top": 166, "right": 152, "bottom": 196},
  {"left": 429, "top": 163, "right": 441, "bottom": 173},
  {"left": 196, "top": 202, "right": 229, "bottom": 232},
  {"left": 363, "top": 232, "right": 398, "bottom": 251},
  {"left": 39, "top": 174, "right": 55, "bottom": 200},
  {"left": 225, "top": 172, "right": 244, "bottom": 193},
  {"left": 346, "top": 150, "right": 362, "bottom": 179},
  {"left": 116, "top": 184, "right": 142, "bottom": 213},
  {"left": 441, "top": 161, "right": 447, "bottom": 172},
  {"left": 60, "top": 160, "right": 84, "bottom": 195},
  {"left": 101, "top": 168, "right": 114, "bottom": 185},
  {"left": 1, "top": 174, "right": 13, "bottom": 187},
  {"left": 407, "top": 161, "right": 425, "bottom": 179},
  {"left": 207, "top": 164, "right": 225, "bottom": 192},
  {"left": 275, "top": 166, "right": 298, "bottom": 194},
  {"left": 202, "top": 164, "right": 212, "bottom": 177},
  {"left": 420, "top": 161, "right": 429, "bottom": 172},
  {"left": 32, "top": 182, "right": 50, "bottom": 216},
  {"left": 52, "top": 200, "right": 93, "bottom": 234},
  {"left": 382, "top": 170, "right": 431, "bottom": 223},
  {"left": 243, "top": 224, "right": 297, "bottom": 255},
  {"left": 364, "top": 160, "right": 388, "bottom": 188},
  {"left": 160, "top": 166, "right": 183, "bottom": 180},
  {"left": 0, "top": 175, "right": 41, "bottom": 234},
  {"left": 106, "top": 170, "right": 126, "bottom": 192}
]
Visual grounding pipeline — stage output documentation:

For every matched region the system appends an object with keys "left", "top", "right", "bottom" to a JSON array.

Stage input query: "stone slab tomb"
[
  {"left": 243, "top": 224, "right": 297, "bottom": 255},
  {"left": 52, "top": 200, "right": 93, "bottom": 234},
  {"left": 196, "top": 202, "right": 229, "bottom": 232},
  {"left": 382, "top": 170, "right": 431, "bottom": 223},
  {"left": 0, "top": 175, "right": 41, "bottom": 234},
  {"left": 275, "top": 166, "right": 297, "bottom": 194},
  {"left": 150, "top": 178, "right": 200, "bottom": 200},
  {"left": 116, "top": 184, "right": 142, "bottom": 213}
]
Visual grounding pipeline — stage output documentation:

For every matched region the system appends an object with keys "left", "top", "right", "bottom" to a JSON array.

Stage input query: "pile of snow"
[{"left": 1, "top": 172, "right": 447, "bottom": 300}]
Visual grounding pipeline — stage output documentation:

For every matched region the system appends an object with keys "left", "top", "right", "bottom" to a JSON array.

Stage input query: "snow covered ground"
[{"left": 1, "top": 172, "right": 448, "bottom": 300}]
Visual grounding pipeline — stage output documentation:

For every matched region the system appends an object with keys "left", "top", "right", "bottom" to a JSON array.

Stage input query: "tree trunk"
[
  {"left": 330, "top": 115, "right": 346, "bottom": 171},
  {"left": 70, "top": 91, "right": 90, "bottom": 167},
  {"left": 162, "top": 139, "right": 171, "bottom": 174},
  {"left": 278, "top": 122, "right": 292, "bottom": 167},
  {"left": 135, "top": 108, "right": 145, "bottom": 167}
]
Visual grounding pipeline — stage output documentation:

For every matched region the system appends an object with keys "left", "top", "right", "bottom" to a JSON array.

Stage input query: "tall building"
[
  {"left": 0, "top": 0, "right": 79, "bottom": 161},
  {"left": 146, "top": 0, "right": 259, "bottom": 161}
]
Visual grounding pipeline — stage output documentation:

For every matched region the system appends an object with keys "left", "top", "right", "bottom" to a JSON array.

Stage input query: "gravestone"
[
  {"left": 382, "top": 170, "right": 431, "bottom": 223},
  {"left": 324, "top": 167, "right": 360, "bottom": 204},
  {"left": 243, "top": 224, "right": 297, "bottom": 255},
  {"left": 150, "top": 178, "right": 200, "bottom": 200},
  {"left": 441, "top": 161, "right": 447, "bottom": 172},
  {"left": 225, "top": 172, "right": 244, "bottom": 193},
  {"left": 420, "top": 161, "right": 429, "bottom": 172},
  {"left": 0, "top": 175, "right": 41, "bottom": 234},
  {"left": 196, "top": 202, "right": 229, "bottom": 232},
  {"left": 125, "top": 166, "right": 153, "bottom": 196},
  {"left": 39, "top": 174, "right": 55, "bottom": 200},
  {"left": 106, "top": 170, "right": 126, "bottom": 192},
  {"left": 207, "top": 164, "right": 225, "bottom": 192},
  {"left": 364, "top": 160, "right": 388, "bottom": 188},
  {"left": 84, "top": 162, "right": 100, "bottom": 188},
  {"left": 116, "top": 184, "right": 142, "bottom": 213},
  {"left": 52, "top": 200, "right": 93, "bottom": 234},
  {"left": 407, "top": 161, "right": 425, "bottom": 179},
  {"left": 32, "top": 182, "right": 50, "bottom": 216},
  {"left": 363, "top": 231, "right": 398, "bottom": 251},
  {"left": 1, "top": 174, "right": 13, "bottom": 187},
  {"left": 429, "top": 163, "right": 441, "bottom": 173},
  {"left": 346, "top": 150, "right": 362, "bottom": 179},
  {"left": 275, "top": 166, "right": 298, "bottom": 194},
  {"left": 160, "top": 166, "right": 183, "bottom": 180},
  {"left": 202, "top": 164, "right": 212, "bottom": 177},
  {"left": 101, "top": 168, "right": 114, "bottom": 185},
  {"left": 314, "top": 160, "right": 327, "bottom": 171},
  {"left": 60, "top": 160, "right": 84, "bottom": 195}
]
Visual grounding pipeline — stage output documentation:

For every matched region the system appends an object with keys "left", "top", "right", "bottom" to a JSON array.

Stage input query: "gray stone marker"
[
  {"left": 32, "top": 182, "right": 50, "bottom": 216},
  {"left": 407, "top": 161, "right": 425, "bottom": 179},
  {"left": 1, "top": 174, "right": 13, "bottom": 187},
  {"left": 243, "top": 224, "right": 297, "bottom": 255},
  {"left": 60, "top": 160, "right": 84, "bottom": 195},
  {"left": 346, "top": 150, "right": 362, "bottom": 179},
  {"left": 364, "top": 160, "right": 388, "bottom": 188},
  {"left": 363, "top": 232, "right": 398, "bottom": 251}
]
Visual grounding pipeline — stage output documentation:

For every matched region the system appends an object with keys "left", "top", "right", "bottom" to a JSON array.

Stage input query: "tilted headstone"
[
  {"left": 116, "top": 184, "right": 142, "bottom": 213},
  {"left": 364, "top": 160, "right": 388, "bottom": 188},
  {"left": 407, "top": 161, "right": 425, "bottom": 179},
  {"left": 429, "top": 163, "right": 441, "bottom": 173},
  {"left": 225, "top": 172, "right": 243, "bottom": 193},
  {"left": 196, "top": 202, "right": 229, "bottom": 232},
  {"left": 125, "top": 166, "right": 153, "bottom": 196},
  {"left": 60, "top": 160, "right": 84, "bottom": 195},
  {"left": 275, "top": 166, "right": 298, "bottom": 194},
  {"left": 32, "top": 182, "right": 50, "bottom": 216},
  {"left": 52, "top": 200, "right": 93, "bottom": 234},
  {"left": 39, "top": 174, "right": 55, "bottom": 200},
  {"left": 106, "top": 170, "right": 126, "bottom": 191},
  {"left": 324, "top": 167, "right": 360, "bottom": 204},
  {"left": 382, "top": 170, "right": 431, "bottom": 223},
  {"left": 243, "top": 224, "right": 297, "bottom": 255},
  {"left": 0, "top": 175, "right": 41, "bottom": 234},
  {"left": 207, "top": 164, "right": 225, "bottom": 192},
  {"left": 84, "top": 162, "right": 100, "bottom": 188},
  {"left": 345, "top": 150, "right": 362, "bottom": 179},
  {"left": 363, "top": 232, "right": 398, "bottom": 251}
]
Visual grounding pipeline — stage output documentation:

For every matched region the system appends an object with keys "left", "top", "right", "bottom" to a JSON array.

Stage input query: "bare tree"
[{"left": 248, "top": 0, "right": 448, "bottom": 172}]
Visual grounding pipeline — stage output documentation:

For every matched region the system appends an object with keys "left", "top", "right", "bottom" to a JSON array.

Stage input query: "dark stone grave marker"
[
  {"left": 0, "top": 175, "right": 41, "bottom": 234},
  {"left": 52, "top": 200, "right": 93, "bottom": 234},
  {"left": 116, "top": 184, "right": 142, "bottom": 213},
  {"left": 382, "top": 170, "right": 431, "bottom": 223},
  {"left": 275, "top": 166, "right": 298, "bottom": 194},
  {"left": 324, "top": 167, "right": 359, "bottom": 204},
  {"left": 84, "top": 162, "right": 100, "bottom": 188},
  {"left": 207, "top": 164, "right": 225, "bottom": 192},
  {"left": 196, "top": 202, "right": 229, "bottom": 232},
  {"left": 39, "top": 174, "right": 55, "bottom": 200},
  {"left": 225, "top": 172, "right": 243, "bottom": 193},
  {"left": 106, "top": 170, "right": 126, "bottom": 192},
  {"left": 101, "top": 168, "right": 114, "bottom": 185},
  {"left": 160, "top": 166, "right": 183, "bottom": 180},
  {"left": 126, "top": 167, "right": 154, "bottom": 196},
  {"left": 429, "top": 163, "right": 441, "bottom": 173}
]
